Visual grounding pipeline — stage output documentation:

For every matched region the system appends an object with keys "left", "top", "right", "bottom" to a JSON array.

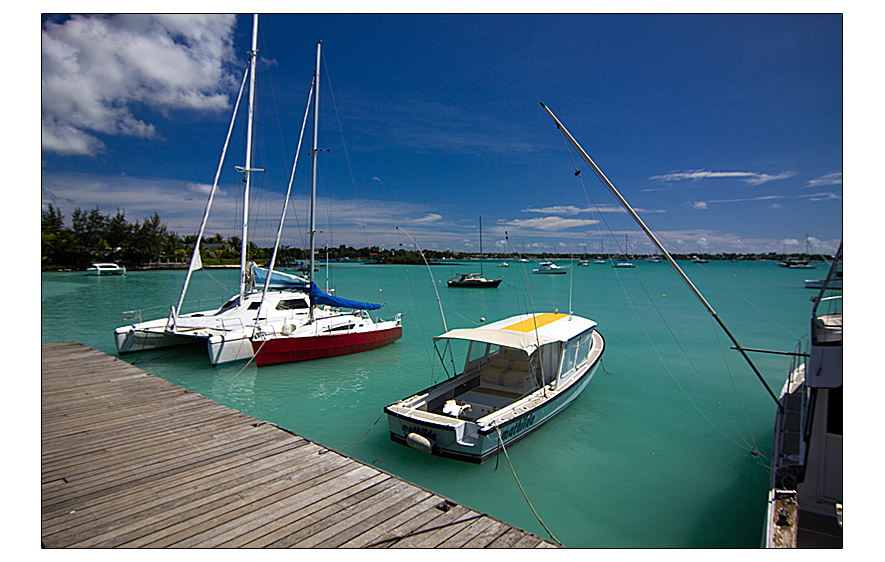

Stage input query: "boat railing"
[{"left": 120, "top": 309, "right": 142, "bottom": 323}]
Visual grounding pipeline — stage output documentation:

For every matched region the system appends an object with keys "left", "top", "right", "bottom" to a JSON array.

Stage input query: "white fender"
[{"left": 406, "top": 432, "right": 433, "bottom": 454}]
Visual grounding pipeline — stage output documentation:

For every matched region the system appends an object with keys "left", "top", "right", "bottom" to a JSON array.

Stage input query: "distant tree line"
[
  {"left": 42, "top": 205, "right": 831, "bottom": 270},
  {"left": 40, "top": 206, "right": 468, "bottom": 270}
]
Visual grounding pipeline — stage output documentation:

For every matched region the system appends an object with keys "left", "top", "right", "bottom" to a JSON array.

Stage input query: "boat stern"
[{"left": 385, "top": 401, "right": 487, "bottom": 463}]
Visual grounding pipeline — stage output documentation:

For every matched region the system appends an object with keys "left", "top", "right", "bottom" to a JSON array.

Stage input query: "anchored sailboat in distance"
[
  {"left": 114, "top": 15, "right": 317, "bottom": 366},
  {"left": 249, "top": 41, "right": 402, "bottom": 367},
  {"left": 448, "top": 217, "right": 502, "bottom": 288}
]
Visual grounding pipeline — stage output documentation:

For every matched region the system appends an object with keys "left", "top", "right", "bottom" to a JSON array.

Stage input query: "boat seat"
[{"left": 480, "top": 358, "right": 534, "bottom": 393}]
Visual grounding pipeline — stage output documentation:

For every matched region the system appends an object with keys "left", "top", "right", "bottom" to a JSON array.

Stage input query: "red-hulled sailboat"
[{"left": 249, "top": 40, "right": 402, "bottom": 366}]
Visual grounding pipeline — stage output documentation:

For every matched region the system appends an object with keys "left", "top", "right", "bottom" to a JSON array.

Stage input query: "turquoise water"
[{"left": 41, "top": 260, "right": 817, "bottom": 547}]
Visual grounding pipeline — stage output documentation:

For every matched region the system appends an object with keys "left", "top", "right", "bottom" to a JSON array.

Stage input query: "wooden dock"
[{"left": 41, "top": 342, "right": 557, "bottom": 548}]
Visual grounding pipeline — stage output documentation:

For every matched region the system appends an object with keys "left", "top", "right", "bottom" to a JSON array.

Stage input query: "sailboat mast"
[
  {"left": 308, "top": 40, "right": 322, "bottom": 320},
  {"left": 479, "top": 216, "right": 483, "bottom": 277},
  {"left": 540, "top": 101, "right": 781, "bottom": 409},
  {"left": 240, "top": 14, "right": 259, "bottom": 301}
]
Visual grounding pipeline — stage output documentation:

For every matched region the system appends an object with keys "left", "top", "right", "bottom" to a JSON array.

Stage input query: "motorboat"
[
  {"left": 385, "top": 312, "right": 604, "bottom": 463},
  {"left": 764, "top": 244, "right": 842, "bottom": 548},
  {"left": 447, "top": 272, "right": 502, "bottom": 288},
  {"left": 87, "top": 263, "right": 126, "bottom": 275},
  {"left": 532, "top": 261, "right": 568, "bottom": 274}
]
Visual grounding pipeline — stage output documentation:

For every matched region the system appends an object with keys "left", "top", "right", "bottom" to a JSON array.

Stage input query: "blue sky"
[{"left": 41, "top": 13, "right": 844, "bottom": 256}]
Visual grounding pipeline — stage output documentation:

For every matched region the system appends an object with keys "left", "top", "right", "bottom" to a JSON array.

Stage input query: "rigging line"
[
  {"left": 544, "top": 103, "right": 782, "bottom": 412},
  {"left": 397, "top": 226, "right": 447, "bottom": 332},
  {"left": 493, "top": 424, "right": 563, "bottom": 547},
  {"left": 321, "top": 48, "right": 383, "bottom": 294},
  {"left": 560, "top": 134, "right": 756, "bottom": 452},
  {"left": 709, "top": 314, "right": 760, "bottom": 454}
]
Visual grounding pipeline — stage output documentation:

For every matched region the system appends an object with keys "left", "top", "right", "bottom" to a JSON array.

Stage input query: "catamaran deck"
[{"left": 41, "top": 342, "right": 558, "bottom": 548}]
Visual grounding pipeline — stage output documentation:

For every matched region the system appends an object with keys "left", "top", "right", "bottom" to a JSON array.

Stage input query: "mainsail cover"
[
  {"left": 308, "top": 282, "right": 383, "bottom": 310},
  {"left": 252, "top": 265, "right": 309, "bottom": 290}
]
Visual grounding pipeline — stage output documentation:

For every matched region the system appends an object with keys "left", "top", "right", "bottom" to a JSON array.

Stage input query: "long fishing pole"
[{"left": 540, "top": 101, "right": 782, "bottom": 410}]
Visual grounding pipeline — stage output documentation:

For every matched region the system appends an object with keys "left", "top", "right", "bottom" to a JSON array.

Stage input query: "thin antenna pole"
[{"left": 540, "top": 101, "right": 781, "bottom": 409}]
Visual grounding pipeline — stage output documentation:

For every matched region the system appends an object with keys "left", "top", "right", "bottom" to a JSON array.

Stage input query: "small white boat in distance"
[
  {"left": 385, "top": 312, "right": 604, "bottom": 463},
  {"left": 533, "top": 261, "right": 568, "bottom": 274},
  {"left": 87, "top": 263, "right": 126, "bottom": 275}
]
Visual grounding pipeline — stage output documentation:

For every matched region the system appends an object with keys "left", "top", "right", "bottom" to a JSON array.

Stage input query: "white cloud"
[
  {"left": 501, "top": 216, "right": 599, "bottom": 231},
  {"left": 41, "top": 14, "right": 238, "bottom": 156},
  {"left": 691, "top": 201, "right": 707, "bottom": 209},
  {"left": 412, "top": 214, "right": 442, "bottom": 224},
  {"left": 650, "top": 169, "right": 796, "bottom": 186},
  {"left": 805, "top": 172, "right": 842, "bottom": 188}
]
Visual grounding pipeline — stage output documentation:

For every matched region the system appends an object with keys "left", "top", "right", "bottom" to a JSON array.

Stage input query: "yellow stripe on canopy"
[{"left": 503, "top": 313, "right": 567, "bottom": 333}]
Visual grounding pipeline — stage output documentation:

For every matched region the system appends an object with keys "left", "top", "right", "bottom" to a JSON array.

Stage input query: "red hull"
[{"left": 252, "top": 326, "right": 402, "bottom": 366}]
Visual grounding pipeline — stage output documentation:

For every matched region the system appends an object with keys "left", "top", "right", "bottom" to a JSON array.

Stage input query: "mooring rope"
[{"left": 494, "top": 424, "right": 563, "bottom": 547}]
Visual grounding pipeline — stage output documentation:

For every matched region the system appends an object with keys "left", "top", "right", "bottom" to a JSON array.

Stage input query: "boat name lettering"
[
  {"left": 501, "top": 414, "right": 535, "bottom": 440},
  {"left": 402, "top": 425, "right": 436, "bottom": 442}
]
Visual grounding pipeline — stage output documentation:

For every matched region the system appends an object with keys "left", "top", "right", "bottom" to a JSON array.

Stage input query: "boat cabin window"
[
  {"left": 216, "top": 297, "right": 241, "bottom": 314},
  {"left": 559, "top": 329, "right": 593, "bottom": 380},
  {"left": 276, "top": 298, "right": 309, "bottom": 310},
  {"left": 559, "top": 337, "right": 579, "bottom": 378},
  {"left": 577, "top": 330, "right": 592, "bottom": 366}
]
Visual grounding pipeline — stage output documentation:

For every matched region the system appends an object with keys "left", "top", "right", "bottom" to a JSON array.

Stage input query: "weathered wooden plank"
[
  {"left": 153, "top": 466, "right": 387, "bottom": 548},
  {"left": 41, "top": 343, "right": 557, "bottom": 549},
  {"left": 66, "top": 445, "right": 352, "bottom": 548},
  {"left": 437, "top": 516, "right": 500, "bottom": 548},
  {"left": 459, "top": 519, "right": 513, "bottom": 548},
  {"left": 336, "top": 493, "right": 442, "bottom": 548},
  {"left": 283, "top": 480, "right": 423, "bottom": 548},
  {"left": 313, "top": 487, "right": 433, "bottom": 548},
  {"left": 386, "top": 504, "right": 481, "bottom": 548},
  {"left": 43, "top": 437, "right": 313, "bottom": 535}
]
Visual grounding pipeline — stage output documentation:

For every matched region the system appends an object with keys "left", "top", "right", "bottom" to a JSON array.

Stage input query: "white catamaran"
[{"left": 114, "top": 15, "right": 318, "bottom": 366}]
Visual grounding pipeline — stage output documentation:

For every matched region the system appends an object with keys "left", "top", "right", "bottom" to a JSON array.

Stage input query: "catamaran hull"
[
  {"left": 115, "top": 325, "right": 197, "bottom": 354},
  {"left": 386, "top": 358, "right": 600, "bottom": 464},
  {"left": 251, "top": 326, "right": 402, "bottom": 366},
  {"left": 116, "top": 326, "right": 256, "bottom": 366}
]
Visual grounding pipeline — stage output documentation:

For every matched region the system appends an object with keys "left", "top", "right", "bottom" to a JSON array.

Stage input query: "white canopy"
[{"left": 433, "top": 313, "right": 597, "bottom": 356}]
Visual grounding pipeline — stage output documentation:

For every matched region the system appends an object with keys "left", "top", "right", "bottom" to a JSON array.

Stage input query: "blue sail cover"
[
  {"left": 252, "top": 265, "right": 309, "bottom": 290},
  {"left": 308, "top": 282, "right": 383, "bottom": 310}
]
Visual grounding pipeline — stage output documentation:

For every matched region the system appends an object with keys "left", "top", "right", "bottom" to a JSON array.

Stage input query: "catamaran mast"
[
  {"left": 175, "top": 67, "right": 249, "bottom": 317},
  {"left": 308, "top": 40, "right": 322, "bottom": 321},
  {"left": 239, "top": 14, "right": 261, "bottom": 301},
  {"left": 540, "top": 101, "right": 781, "bottom": 409}
]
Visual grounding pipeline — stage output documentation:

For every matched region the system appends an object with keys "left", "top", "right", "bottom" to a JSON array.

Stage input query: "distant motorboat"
[
  {"left": 533, "top": 261, "right": 568, "bottom": 274},
  {"left": 87, "top": 263, "right": 126, "bottom": 276},
  {"left": 448, "top": 272, "right": 503, "bottom": 288}
]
